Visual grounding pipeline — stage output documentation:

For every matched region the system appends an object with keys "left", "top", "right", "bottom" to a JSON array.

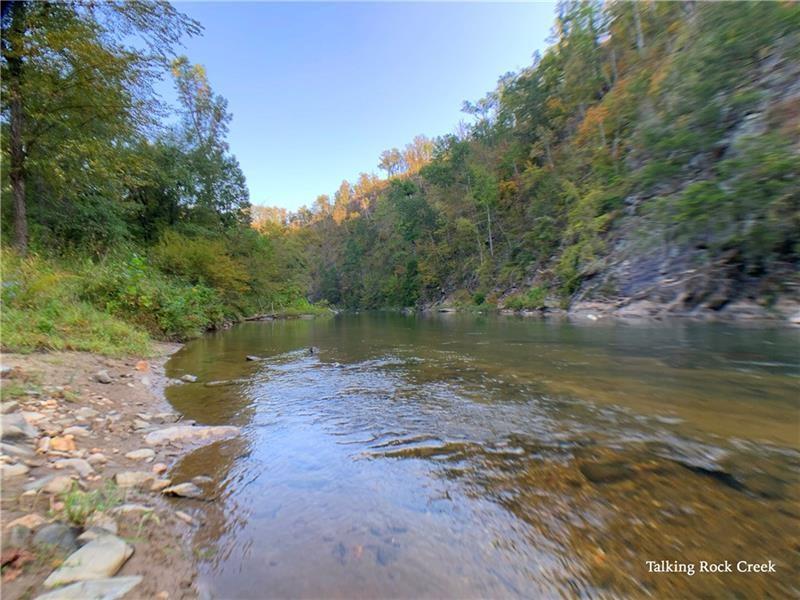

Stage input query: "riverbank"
[{"left": 0, "top": 344, "right": 237, "bottom": 599}]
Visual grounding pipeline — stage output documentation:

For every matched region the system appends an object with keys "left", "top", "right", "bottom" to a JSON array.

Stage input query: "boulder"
[{"left": 42, "top": 535, "right": 133, "bottom": 588}]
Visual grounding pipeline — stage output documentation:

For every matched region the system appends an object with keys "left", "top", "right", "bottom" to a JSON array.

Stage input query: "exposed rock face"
[
  {"left": 144, "top": 425, "right": 239, "bottom": 446},
  {"left": 43, "top": 535, "right": 133, "bottom": 588}
]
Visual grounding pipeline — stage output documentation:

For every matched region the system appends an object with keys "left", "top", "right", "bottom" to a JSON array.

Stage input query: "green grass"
[
  {"left": 504, "top": 286, "right": 547, "bottom": 311},
  {"left": 58, "top": 481, "right": 123, "bottom": 526}
]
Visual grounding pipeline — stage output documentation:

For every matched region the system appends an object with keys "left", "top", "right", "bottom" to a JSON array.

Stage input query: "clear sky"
[{"left": 169, "top": 2, "right": 556, "bottom": 210}]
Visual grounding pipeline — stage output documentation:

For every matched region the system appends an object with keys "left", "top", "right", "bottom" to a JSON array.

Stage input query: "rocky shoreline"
[{"left": 0, "top": 344, "right": 237, "bottom": 599}]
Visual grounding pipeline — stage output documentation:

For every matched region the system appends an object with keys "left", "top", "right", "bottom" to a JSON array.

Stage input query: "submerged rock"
[
  {"left": 579, "top": 461, "right": 632, "bottom": 484},
  {"left": 43, "top": 534, "right": 133, "bottom": 588},
  {"left": 245, "top": 355, "right": 262, "bottom": 361},
  {"left": 162, "top": 482, "right": 204, "bottom": 499},
  {"left": 34, "top": 576, "right": 143, "bottom": 600},
  {"left": 180, "top": 374, "right": 198, "bottom": 383},
  {"left": 144, "top": 425, "right": 239, "bottom": 446}
]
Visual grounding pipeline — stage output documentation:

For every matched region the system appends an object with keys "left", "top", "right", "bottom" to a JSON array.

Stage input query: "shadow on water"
[{"left": 164, "top": 314, "right": 800, "bottom": 598}]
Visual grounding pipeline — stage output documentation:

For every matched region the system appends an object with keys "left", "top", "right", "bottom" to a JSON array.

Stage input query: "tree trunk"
[
  {"left": 486, "top": 204, "right": 494, "bottom": 257},
  {"left": 633, "top": 4, "right": 645, "bottom": 55},
  {"left": 6, "top": 2, "right": 28, "bottom": 255}
]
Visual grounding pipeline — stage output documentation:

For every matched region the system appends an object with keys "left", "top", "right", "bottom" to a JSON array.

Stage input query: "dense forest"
[
  {"left": 2, "top": 1, "right": 799, "bottom": 355},
  {"left": 292, "top": 1, "right": 800, "bottom": 318}
]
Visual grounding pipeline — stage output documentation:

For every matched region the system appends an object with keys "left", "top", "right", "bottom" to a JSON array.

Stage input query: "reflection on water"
[{"left": 165, "top": 314, "right": 800, "bottom": 598}]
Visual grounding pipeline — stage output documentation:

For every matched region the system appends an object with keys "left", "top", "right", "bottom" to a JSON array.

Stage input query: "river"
[{"left": 164, "top": 313, "right": 799, "bottom": 598}]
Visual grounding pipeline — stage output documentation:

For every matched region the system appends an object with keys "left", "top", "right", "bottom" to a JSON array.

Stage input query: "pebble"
[
  {"left": 50, "top": 435, "right": 76, "bottom": 452},
  {"left": 180, "top": 374, "right": 198, "bottom": 383},
  {"left": 112, "top": 504, "right": 153, "bottom": 516},
  {"left": 43, "top": 534, "right": 133, "bottom": 588},
  {"left": 152, "top": 462, "right": 168, "bottom": 475},
  {"left": 175, "top": 510, "right": 194, "bottom": 524},
  {"left": 191, "top": 475, "right": 214, "bottom": 485},
  {"left": 75, "top": 407, "right": 99, "bottom": 419},
  {"left": 94, "top": 371, "right": 112, "bottom": 384},
  {"left": 87, "top": 453, "right": 108, "bottom": 465}
]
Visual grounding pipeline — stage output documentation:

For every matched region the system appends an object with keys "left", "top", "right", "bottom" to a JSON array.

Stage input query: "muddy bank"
[{"left": 0, "top": 345, "right": 237, "bottom": 599}]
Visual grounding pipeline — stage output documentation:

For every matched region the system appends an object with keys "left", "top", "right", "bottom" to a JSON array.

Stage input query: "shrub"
[{"left": 504, "top": 286, "right": 547, "bottom": 311}]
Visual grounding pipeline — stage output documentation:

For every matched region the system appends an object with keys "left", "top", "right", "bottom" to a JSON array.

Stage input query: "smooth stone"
[
  {"left": 144, "top": 425, "right": 239, "bottom": 446},
  {"left": 191, "top": 475, "right": 213, "bottom": 485},
  {"left": 1, "top": 441, "right": 34, "bottom": 458},
  {"left": 579, "top": 461, "right": 632, "bottom": 484},
  {"left": 111, "top": 504, "right": 153, "bottom": 516},
  {"left": 203, "top": 379, "right": 247, "bottom": 387},
  {"left": 124, "top": 448, "right": 155, "bottom": 461},
  {"left": 175, "top": 510, "right": 194, "bottom": 524},
  {"left": 114, "top": 471, "right": 154, "bottom": 488},
  {"left": 1, "top": 401, "right": 19, "bottom": 413},
  {"left": 34, "top": 576, "right": 143, "bottom": 600},
  {"left": 33, "top": 522, "right": 79, "bottom": 554},
  {"left": 94, "top": 371, "right": 112, "bottom": 384},
  {"left": 245, "top": 355, "right": 262, "bottom": 361},
  {"left": 43, "top": 475, "right": 77, "bottom": 495},
  {"left": 53, "top": 459, "right": 94, "bottom": 478},
  {"left": 152, "top": 463, "right": 168, "bottom": 475},
  {"left": 162, "top": 482, "right": 204, "bottom": 499},
  {"left": 87, "top": 453, "right": 108, "bottom": 465},
  {"left": 42, "top": 534, "right": 133, "bottom": 588},
  {"left": 1, "top": 412, "right": 38, "bottom": 440},
  {"left": 62, "top": 426, "right": 89, "bottom": 437},
  {"left": 180, "top": 374, "right": 198, "bottom": 383},
  {"left": 6, "top": 513, "right": 46, "bottom": 530},
  {"left": 1, "top": 462, "right": 30, "bottom": 478},
  {"left": 150, "top": 478, "right": 172, "bottom": 492},
  {"left": 75, "top": 407, "right": 99, "bottom": 419}
]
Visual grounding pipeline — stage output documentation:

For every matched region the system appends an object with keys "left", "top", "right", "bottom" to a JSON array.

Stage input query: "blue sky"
[{"left": 168, "top": 2, "right": 555, "bottom": 210}]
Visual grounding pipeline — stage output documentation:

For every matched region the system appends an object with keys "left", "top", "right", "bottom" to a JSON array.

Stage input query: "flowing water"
[{"left": 164, "top": 313, "right": 800, "bottom": 598}]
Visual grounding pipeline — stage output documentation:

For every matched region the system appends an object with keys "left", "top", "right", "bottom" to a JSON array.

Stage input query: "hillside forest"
[{"left": 2, "top": 1, "right": 799, "bottom": 354}]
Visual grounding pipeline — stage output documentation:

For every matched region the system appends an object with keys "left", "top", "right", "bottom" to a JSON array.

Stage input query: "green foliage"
[
  {"left": 59, "top": 481, "right": 123, "bottom": 526},
  {"left": 504, "top": 286, "right": 547, "bottom": 311},
  {"left": 1, "top": 252, "right": 152, "bottom": 355}
]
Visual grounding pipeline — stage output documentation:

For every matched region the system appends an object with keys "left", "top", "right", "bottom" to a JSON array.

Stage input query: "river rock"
[
  {"left": 87, "top": 453, "right": 108, "bottom": 465},
  {"left": 53, "top": 458, "right": 94, "bottom": 478},
  {"left": 43, "top": 534, "right": 133, "bottom": 588},
  {"left": 152, "top": 462, "right": 168, "bottom": 475},
  {"left": 1, "top": 441, "right": 34, "bottom": 458},
  {"left": 94, "top": 371, "right": 112, "bottom": 384},
  {"left": 180, "top": 374, "right": 198, "bottom": 383},
  {"left": 111, "top": 504, "right": 153, "bottom": 516},
  {"left": 175, "top": 510, "right": 194, "bottom": 524},
  {"left": 1, "top": 462, "right": 30, "bottom": 478},
  {"left": 162, "top": 482, "right": 204, "bottom": 499},
  {"left": 8, "top": 524, "right": 31, "bottom": 547},
  {"left": 579, "top": 461, "right": 632, "bottom": 484},
  {"left": 114, "top": 471, "right": 154, "bottom": 488},
  {"left": 6, "top": 513, "right": 46, "bottom": 531},
  {"left": 1, "top": 400, "right": 19, "bottom": 413},
  {"left": 150, "top": 478, "right": 172, "bottom": 492},
  {"left": 144, "top": 425, "right": 239, "bottom": 446},
  {"left": 34, "top": 575, "right": 143, "bottom": 600},
  {"left": 51, "top": 435, "right": 77, "bottom": 452},
  {"left": 75, "top": 407, "right": 99, "bottom": 419},
  {"left": 62, "top": 426, "right": 89, "bottom": 437},
  {"left": 43, "top": 475, "right": 77, "bottom": 495},
  {"left": 124, "top": 448, "right": 155, "bottom": 461},
  {"left": 191, "top": 475, "right": 213, "bottom": 485},
  {"left": 245, "top": 355, "right": 262, "bottom": 361},
  {"left": 33, "top": 523, "right": 79, "bottom": 554},
  {"left": 1, "top": 412, "right": 38, "bottom": 440}
]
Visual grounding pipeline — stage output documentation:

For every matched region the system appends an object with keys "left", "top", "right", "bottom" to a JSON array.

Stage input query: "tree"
[{"left": 0, "top": 1, "right": 200, "bottom": 254}]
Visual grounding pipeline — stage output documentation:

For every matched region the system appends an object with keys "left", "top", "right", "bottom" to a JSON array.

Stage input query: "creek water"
[{"left": 164, "top": 313, "right": 799, "bottom": 598}]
